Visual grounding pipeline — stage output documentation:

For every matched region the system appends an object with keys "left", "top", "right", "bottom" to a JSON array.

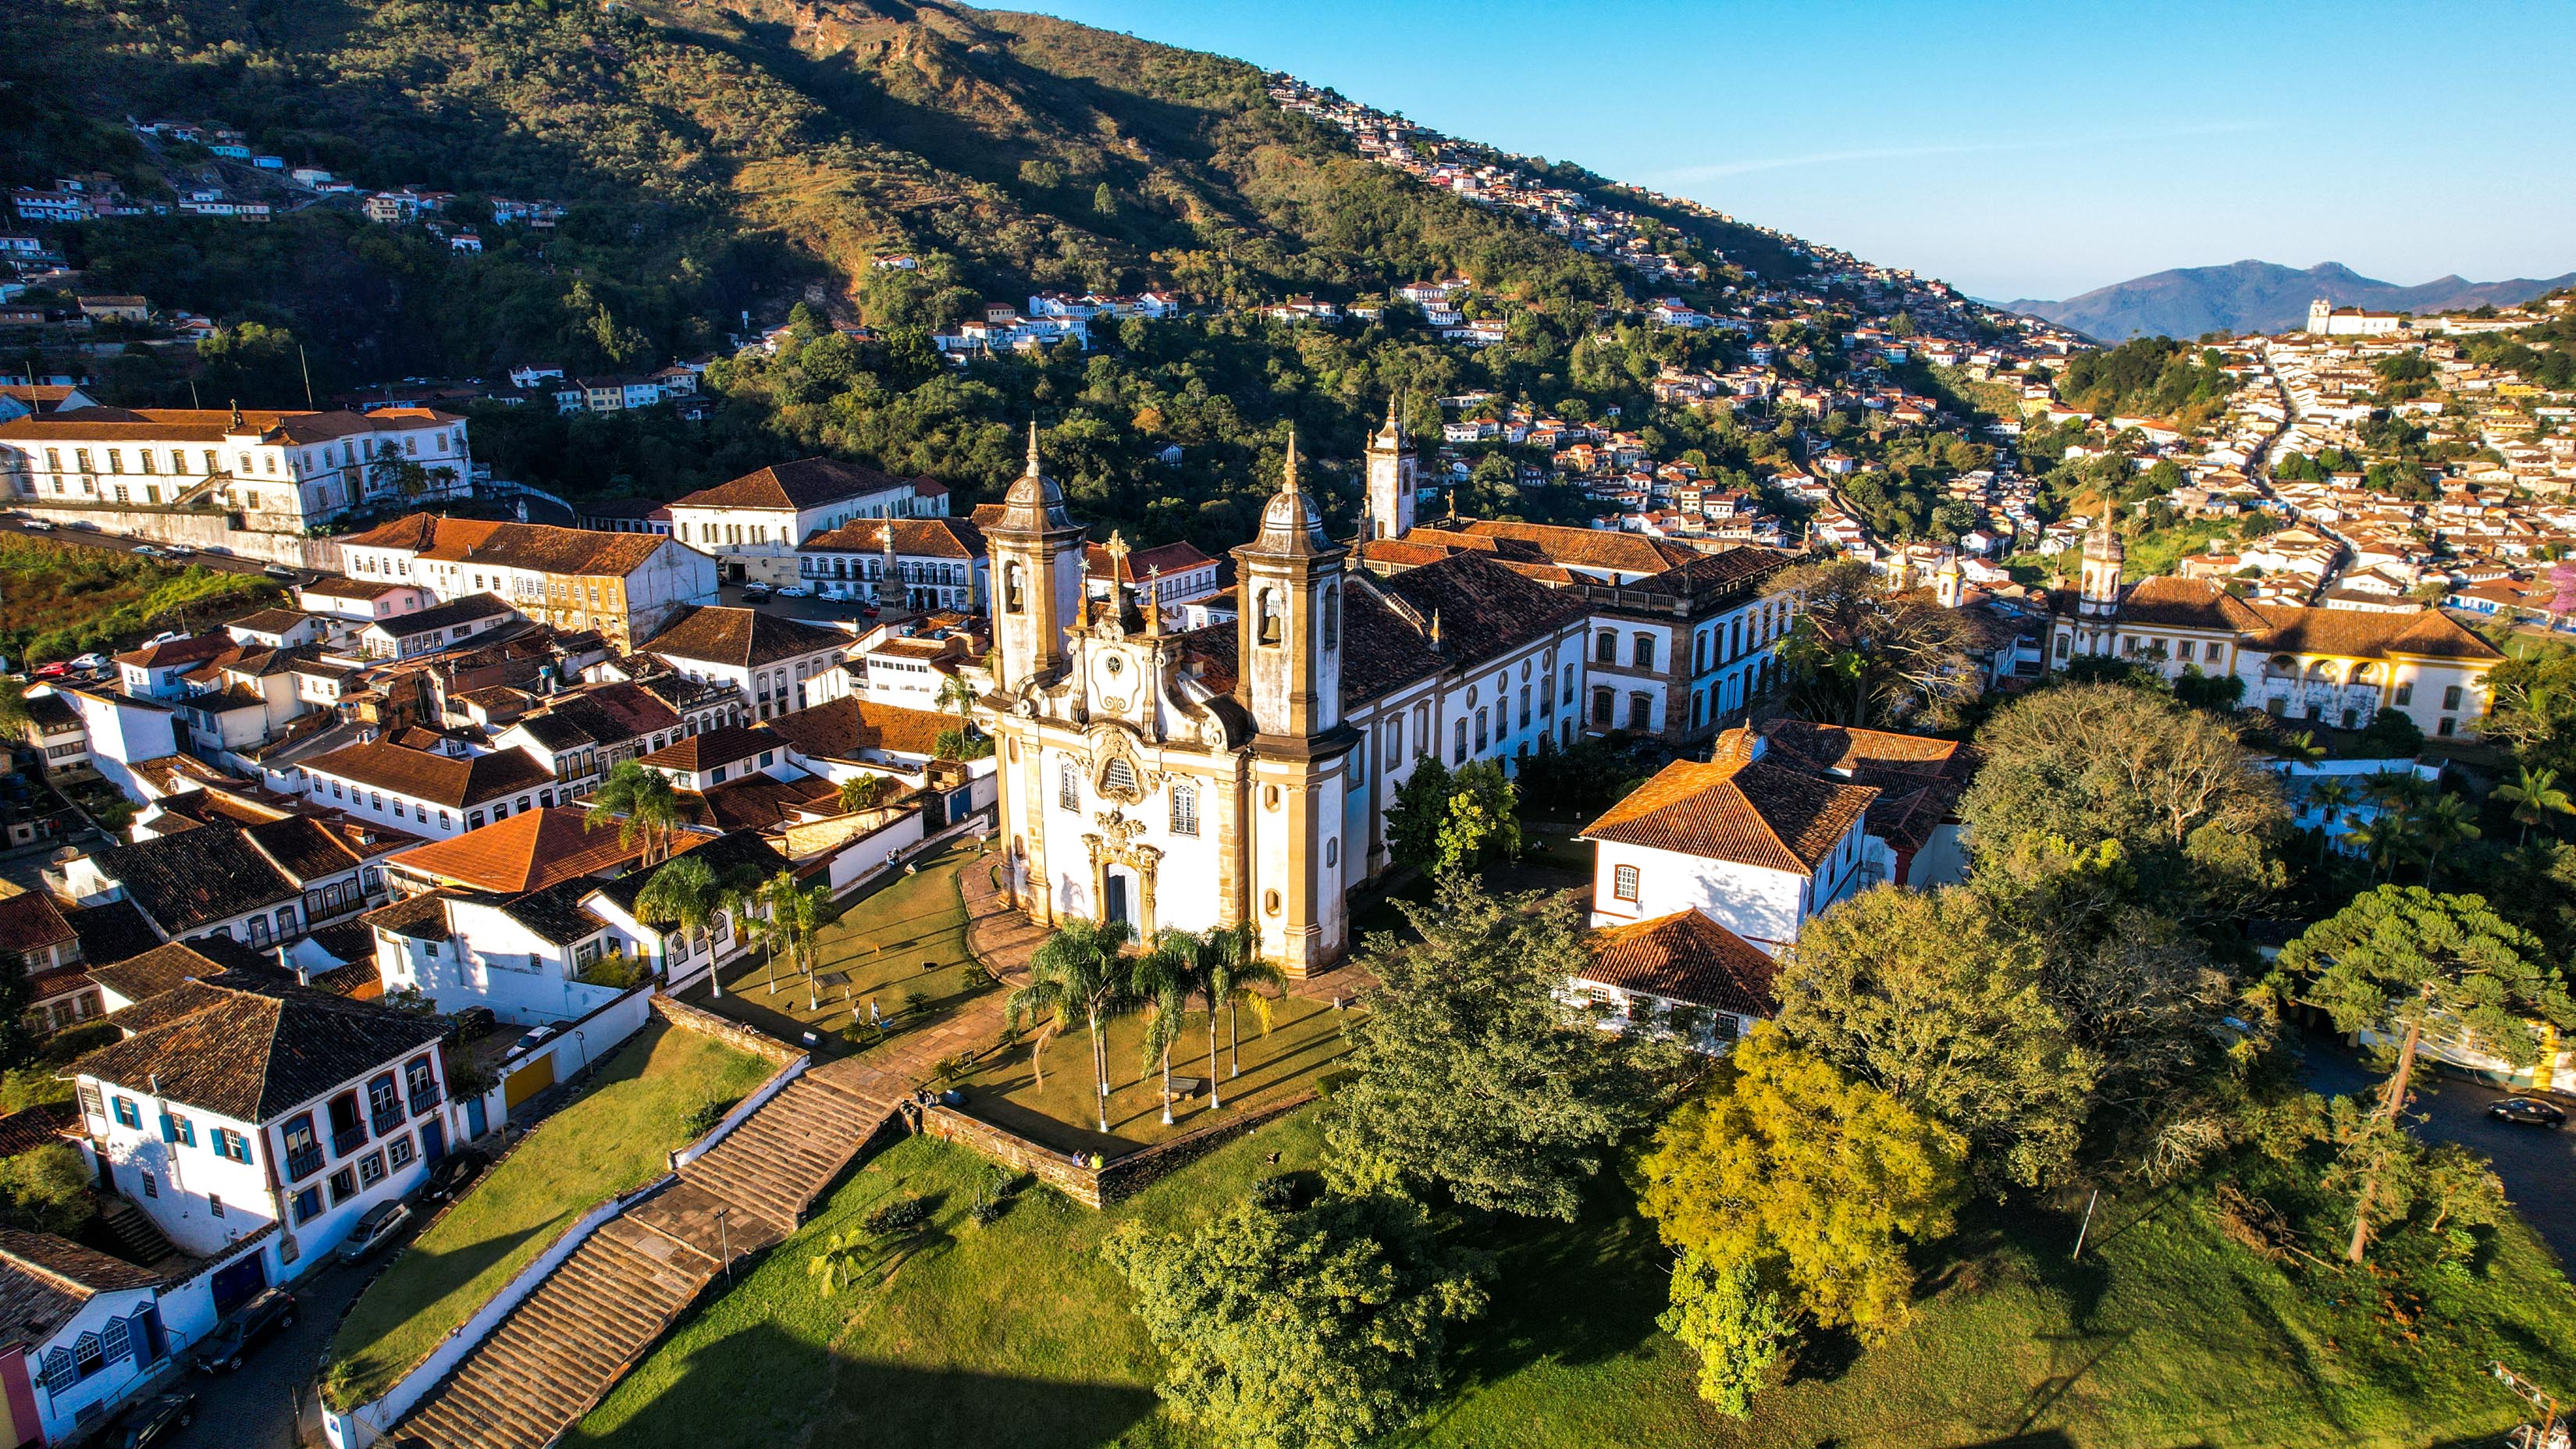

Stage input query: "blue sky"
[{"left": 1004, "top": 1, "right": 2576, "bottom": 301}]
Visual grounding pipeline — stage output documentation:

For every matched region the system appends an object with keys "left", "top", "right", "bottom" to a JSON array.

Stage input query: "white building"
[
  {"left": 0, "top": 1229, "right": 179, "bottom": 1445},
  {"left": 796, "top": 517, "right": 987, "bottom": 613},
  {"left": 335, "top": 514, "right": 719, "bottom": 652},
  {"left": 0, "top": 405, "right": 469, "bottom": 532},
  {"left": 667, "top": 458, "right": 950, "bottom": 587},
  {"left": 69, "top": 959, "right": 453, "bottom": 1287},
  {"left": 642, "top": 605, "right": 852, "bottom": 724},
  {"left": 301, "top": 739, "right": 563, "bottom": 840}
]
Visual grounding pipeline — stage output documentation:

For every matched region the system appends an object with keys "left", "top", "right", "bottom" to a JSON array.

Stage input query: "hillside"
[
  {"left": 2005, "top": 259, "right": 2576, "bottom": 340},
  {"left": 1, "top": 0, "right": 1634, "bottom": 380}
]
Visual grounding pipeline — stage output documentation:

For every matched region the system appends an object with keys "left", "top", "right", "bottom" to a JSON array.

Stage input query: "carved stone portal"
[{"left": 1082, "top": 807, "right": 1162, "bottom": 938}]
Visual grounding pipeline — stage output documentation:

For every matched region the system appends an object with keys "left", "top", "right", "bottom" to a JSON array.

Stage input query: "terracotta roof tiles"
[{"left": 1582, "top": 910, "right": 1780, "bottom": 1018}]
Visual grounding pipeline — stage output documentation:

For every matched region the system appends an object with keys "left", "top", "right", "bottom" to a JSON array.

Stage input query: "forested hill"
[{"left": 2, "top": 0, "right": 1649, "bottom": 374}]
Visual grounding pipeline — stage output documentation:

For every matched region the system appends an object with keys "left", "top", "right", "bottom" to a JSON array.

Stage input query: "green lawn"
[
  {"left": 684, "top": 846, "right": 978, "bottom": 1054},
  {"left": 955, "top": 993, "right": 1352, "bottom": 1154},
  {"left": 571, "top": 1103, "right": 2576, "bottom": 1449},
  {"left": 323, "top": 1020, "right": 775, "bottom": 1409}
]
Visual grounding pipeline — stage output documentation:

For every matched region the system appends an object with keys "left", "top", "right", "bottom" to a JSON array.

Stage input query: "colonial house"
[
  {"left": 2049, "top": 514, "right": 2503, "bottom": 738},
  {"left": 1578, "top": 727, "right": 1880, "bottom": 955},
  {"left": 0, "top": 404, "right": 468, "bottom": 531},
  {"left": 0, "top": 1229, "right": 176, "bottom": 1447},
  {"left": 49, "top": 817, "right": 386, "bottom": 951},
  {"left": 489, "top": 682, "right": 689, "bottom": 795},
  {"left": 642, "top": 606, "right": 852, "bottom": 724},
  {"left": 42, "top": 689, "right": 176, "bottom": 804},
  {"left": 19, "top": 693, "right": 91, "bottom": 779},
  {"left": 354, "top": 594, "right": 517, "bottom": 662},
  {"left": 580, "top": 830, "right": 793, "bottom": 992},
  {"left": 1571, "top": 908, "right": 1781, "bottom": 1054},
  {"left": 69, "top": 966, "right": 452, "bottom": 1288},
  {"left": 795, "top": 517, "right": 987, "bottom": 614},
  {"left": 1082, "top": 539, "right": 1222, "bottom": 624},
  {"left": 667, "top": 458, "right": 951, "bottom": 586},
  {"left": 336, "top": 514, "right": 718, "bottom": 651},
  {"left": 300, "top": 739, "right": 560, "bottom": 841}
]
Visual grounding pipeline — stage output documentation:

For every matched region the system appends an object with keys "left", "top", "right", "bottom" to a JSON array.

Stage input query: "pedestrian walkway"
[{"left": 389, "top": 849, "right": 1033, "bottom": 1449}]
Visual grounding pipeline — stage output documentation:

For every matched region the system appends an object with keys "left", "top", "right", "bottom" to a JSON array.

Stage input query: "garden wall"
[{"left": 920, "top": 1090, "right": 1318, "bottom": 1210}]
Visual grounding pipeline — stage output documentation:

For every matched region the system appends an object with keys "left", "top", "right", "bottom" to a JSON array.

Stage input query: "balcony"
[
  {"left": 330, "top": 1123, "right": 368, "bottom": 1157},
  {"left": 370, "top": 1105, "right": 405, "bottom": 1137},
  {"left": 408, "top": 1084, "right": 440, "bottom": 1115},
  {"left": 286, "top": 1146, "right": 323, "bottom": 1180}
]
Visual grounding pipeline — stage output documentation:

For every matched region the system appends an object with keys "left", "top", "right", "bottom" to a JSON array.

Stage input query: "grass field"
[
  {"left": 956, "top": 992, "right": 1351, "bottom": 1154},
  {"left": 323, "top": 1020, "right": 774, "bottom": 1409},
  {"left": 0, "top": 533, "right": 279, "bottom": 664},
  {"left": 571, "top": 1102, "right": 2576, "bottom": 1449},
  {"left": 685, "top": 846, "right": 977, "bottom": 1053}
]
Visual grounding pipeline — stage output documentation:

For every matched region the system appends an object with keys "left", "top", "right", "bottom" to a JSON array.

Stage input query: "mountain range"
[{"left": 2001, "top": 260, "right": 2576, "bottom": 341}]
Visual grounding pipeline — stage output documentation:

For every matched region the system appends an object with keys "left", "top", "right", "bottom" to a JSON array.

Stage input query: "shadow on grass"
[
  {"left": 571, "top": 1319, "right": 1162, "bottom": 1449},
  {"left": 1446, "top": 1184, "right": 1670, "bottom": 1390}
]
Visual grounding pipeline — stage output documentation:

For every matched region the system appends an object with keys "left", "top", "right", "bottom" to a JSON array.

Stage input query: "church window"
[
  {"left": 1322, "top": 585, "right": 1340, "bottom": 650},
  {"left": 1453, "top": 719, "right": 1468, "bottom": 764},
  {"left": 1634, "top": 634, "right": 1656, "bottom": 669},
  {"left": 1629, "top": 693, "right": 1653, "bottom": 730},
  {"left": 1520, "top": 685, "right": 1532, "bottom": 728},
  {"left": 1592, "top": 688, "right": 1613, "bottom": 727},
  {"left": 1467, "top": 686, "right": 1478, "bottom": 708},
  {"left": 1386, "top": 717, "right": 1403, "bottom": 765},
  {"left": 1475, "top": 710, "right": 1488, "bottom": 753},
  {"left": 1004, "top": 561, "right": 1026, "bottom": 614},
  {"left": 1562, "top": 664, "right": 1575, "bottom": 705},
  {"left": 1264, "top": 889, "right": 1281, "bottom": 917},
  {"left": 1103, "top": 757, "right": 1138, "bottom": 796},
  {"left": 1265, "top": 785, "right": 1281, "bottom": 810},
  {"left": 1594, "top": 630, "right": 1617, "bottom": 664},
  {"left": 1059, "top": 757, "right": 1079, "bottom": 810},
  {"left": 2054, "top": 634, "right": 2071, "bottom": 660},
  {"left": 1170, "top": 780, "right": 1198, "bottom": 836},
  {"left": 1414, "top": 702, "right": 1430, "bottom": 754},
  {"left": 1258, "top": 589, "right": 1282, "bottom": 646},
  {"left": 1325, "top": 838, "right": 1339, "bottom": 868}
]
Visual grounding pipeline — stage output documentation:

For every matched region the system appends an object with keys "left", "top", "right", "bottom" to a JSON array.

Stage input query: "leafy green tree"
[
  {"left": 194, "top": 322, "right": 305, "bottom": 406},
  {"left": 1433, "top": 759, "right": 1521, "bottom": 874},
  {"left": 1324, "top": 878, "right": 1664, "bottom": 1219},
  {"left": 2282, "top": 886, "right": 2571, "bottom": 1262},
  {"left": 1961, "top": 682, "right": 2286, "bottom": 915},
  {"left": 1770, "top": 560, "right": 1978, "bottom": 728},
  {"left": 1635, "top": 1025, "right": 1965, "bottom": 1356},
  {"left": 836, "top": 773, "right": 894, "bottom": 813},
  {"left": 2479, "top": 641, "right": 2576, "bottom": 776},
  {"left": 1008, "top": 918, "right": 1133, "bottom": 1132},
  {"left": 0, "top": 1145, "right": 91, "bottom": 1236},
  {"left": 1776, "top": 885, "right": 2094, "bottom": 1191},
  {"left": 1382, "top": 755, "right": 1450, "bottom": 873},
  {"left": 1658, "top": 1252, "right": 1793, "bottom": 1417},
  {"left": 1132, "top": 930, "right": 1200, "bottom": 1127},
  {"left": 1104, "top": 1193, "right": 1489, "bottom": 1449}
]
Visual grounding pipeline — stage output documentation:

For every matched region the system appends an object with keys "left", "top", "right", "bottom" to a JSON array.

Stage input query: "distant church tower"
[
  {"left": 1364, "top": 396, "right": 1416, "bottom": 541},
  {"left": 1233, "top": 431, "right": 1355, "bottom": 973},
  {"left": 2076, "top": 511, "right": 2125, "bottom": 657},
  {"left": 984, "top": 422, "right": 1087, "bottom": 692},
  {"left": 2306, "top": 297, "right": 2333, "bottom": 336}
]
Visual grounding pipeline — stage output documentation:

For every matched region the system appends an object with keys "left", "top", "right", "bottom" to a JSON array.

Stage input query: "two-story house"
[
  {"left": 794, "top": 517, "right": 988, "bottom": 614},
  {"left": 1578, "top": 727, "right": 1881, "bottom": 955},
  {"left": 51, "top": 817, "right": 387, "bottom": 951},
  {"left": 0, "top": 1229, "right": 177, "bottom": 1447},
  {"left": 641, "top": 606, "right": 851, "bottom": 724},
  {"left": 300, "top": 739, "right": 560, "bottom": 841},
  {"left": 69, "top": 964, "right": 452, "bottom": 1290},
  {"left": 335, "top": 514, "right": 719, "bottom": 651},
  {"left": 667, "top": 458, "right": 950, "bottom": 586}
]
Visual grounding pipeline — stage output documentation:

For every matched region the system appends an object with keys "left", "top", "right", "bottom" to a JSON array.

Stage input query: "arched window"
[
  {"left": 1258, "top": 589, "right": 1282, "bottom": 645},
  {"left": 1169, "top": 779, "right": 1199, "bottom": 836},
  {"left": 1322, "top": 584, "right": 1340, "bottom": 650},
  {"left": 1102, "top": 757, "right": 1138, "bottom": 796},
  {"left": 1004, "top": 561, "right": 1026, "bottom": 614},
  {"left": 1059, "top": 757, "right": 1080, "bottom": 811}
]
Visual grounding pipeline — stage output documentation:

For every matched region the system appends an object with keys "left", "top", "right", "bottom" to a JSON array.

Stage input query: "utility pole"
[{"left": 299, "top": 344, "right": 315, "bottom": 410}]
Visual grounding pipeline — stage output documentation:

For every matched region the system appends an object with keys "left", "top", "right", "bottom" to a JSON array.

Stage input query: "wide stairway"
[{"left": 389, "top": 1070, "right": 898, "bottom": 1449}]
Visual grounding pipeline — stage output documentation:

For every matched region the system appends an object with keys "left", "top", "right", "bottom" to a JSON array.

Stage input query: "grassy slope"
[
  {"left": 325, "top": 1020, "right": 774, "bottom": 1408},
  {"left": 0, "top": 535, "right": 279, "bottom": 663},
  {"left": 572, "top": 1102, "right": 2571, "bottom": 1449}
]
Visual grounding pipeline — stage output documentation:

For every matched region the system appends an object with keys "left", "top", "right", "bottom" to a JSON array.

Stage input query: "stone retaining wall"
[
  {"left": 921, "top": 1090, "right": 1318, "bottom": 1210},
  {"left": 649, "top": 992, "right": 805, "bottom": 1066}
]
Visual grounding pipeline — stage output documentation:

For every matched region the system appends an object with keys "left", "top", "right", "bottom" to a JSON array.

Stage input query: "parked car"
[
  {"left": 777, "top": 585, "right": 812, "bottom": 598},
  {"left": 739, "top": 582, "right": 772, "bottom": 601},
  {"left": 198, "top": 1289, "right": 295, "bottom": 1372},
  {"left": 2489, "top": 1096, "right": 2567, "bottom": 1128},
  {"left": 110, "top": 1391, "right": 197, "bottom": 1449},
  {"left": 421, "top": 1146, "right": 489, "bottom": 1203},
  {"left": 338, "top": 1199, "right": 413, "bottom": 1263},
  {"left": 262, "top": 564, "right": 297, "bottom": 579},
  {"left": 68, "top": 653, "right": 107, "bottom": 671},
  {"left": 859, "top": 605, "right": 881, "bottom": 618},
  {"left": 507, "top": 1024, "right": 557, "bottom": 1059},
  {"left": 33, "top": 662, "right": 66, "bottom": 678},
  {"left": 130, "top": 545, "right": 164, "bottom": 558},
  {"left": 19, "top": 518, "right": 52, "bottom": 532}
]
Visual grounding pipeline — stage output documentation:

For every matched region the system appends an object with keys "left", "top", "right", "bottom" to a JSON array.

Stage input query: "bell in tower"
[
  {"left": 983, "top": 422, "right": 1088, "bottom": 693},
  {"left": 1231, "top": 430, "right": 1347, "bottom": 740}
]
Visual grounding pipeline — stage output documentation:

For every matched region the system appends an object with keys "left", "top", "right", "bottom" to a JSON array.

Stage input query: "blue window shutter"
[{"left": 158, "top": 1113, "right": 175, "bottom": 1143}]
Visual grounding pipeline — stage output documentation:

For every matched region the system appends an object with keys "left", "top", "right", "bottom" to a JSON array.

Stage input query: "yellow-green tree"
[{"left": 1635, "top": 1024, "right": 1965, "bottom": 1408}]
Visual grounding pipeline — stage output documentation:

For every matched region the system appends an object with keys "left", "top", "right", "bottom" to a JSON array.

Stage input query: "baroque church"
[{"left": 973, "top": 408, "right": 1800, "bottom": 976}]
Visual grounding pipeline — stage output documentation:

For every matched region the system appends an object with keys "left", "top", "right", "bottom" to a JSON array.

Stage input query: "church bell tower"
[
  {"left": 1233, "top": 431, "right": 1346, "bottom": 739},
  {"left": 1364, "top": 396, "right": 1416, "bottom": 541},
  {"left": 984, "top": 423, "right": 1087, "bottom": 692}
]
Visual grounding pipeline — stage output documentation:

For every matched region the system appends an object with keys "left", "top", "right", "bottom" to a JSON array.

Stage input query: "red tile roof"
[
  {"left": 1582, "top": 909, "right": 1779, "bottom": 1018},
  {"left": 1580, "top": 731, "right": 1877, "bottom": 874},
  {"left": 303, "top": 739, "right": 556, "bottom": 809},
  {"left": 386, "top": 807, "right": 649, "bottom": 894},
  {"left": 673, "top": 457, "right": 916, "bottom": 512}
]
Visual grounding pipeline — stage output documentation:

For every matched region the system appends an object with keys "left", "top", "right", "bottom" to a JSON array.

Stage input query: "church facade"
[{"left": 975, "top": 416, "right": 1799, "bottom": 976}]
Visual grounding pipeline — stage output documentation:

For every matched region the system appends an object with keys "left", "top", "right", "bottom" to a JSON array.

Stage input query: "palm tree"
[
  {"left": 2497, "top": 765, "right": 2575, "bottom": 846},
  {"left": 635, "top": 856, "right": 718, "bottom": 988},
  {"left": 2415, "top": 792, "right": 2481, "bottom": 884},
  {"left": 1199, "top": 923, "right": 1285, "bottom": 1102},
  {"left": 587, "top": 760, "right": 685, "bottom": 864},
  {"left": 935, "top": 671, "right": 978, "bottom": 723},
  {"left": 745, "top": 870, "right": 831, "bottom": 1009},
  {"left": 2278, "top": 730, "right": 2327, "bottom": 767},
  {"left": 2304, "top": 777, "right": 2360, "bottom": 864},
  {"left": 1009, "top": 918, "right": 1132, "bottom": 1132},
  {"left": 1132, "top": 931, "right": 1198, "bottom": 1127},
  {"left": 837, "top": 773, "right": 893, "bottom": 814}
]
